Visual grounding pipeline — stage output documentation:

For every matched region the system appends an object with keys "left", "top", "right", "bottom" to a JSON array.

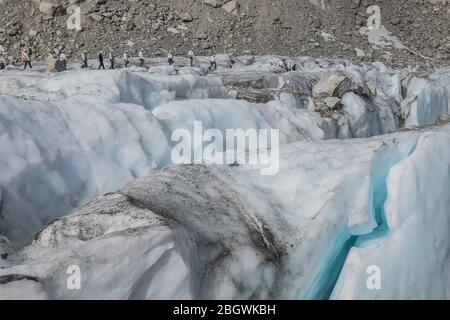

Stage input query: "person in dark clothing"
[
  {"left": 0, "top": 54, "right": 6, "bottom": 70},
  {"left": 59, "top": 50, "right": 67, "bottom": 70},
  {"left": 123, "top": 52, "right": 129, "bottom": 68},
  {"left": 208, "top": 55, "right": 217, "bottom": 71},
  {"left": 167, "top": 52, "right": 174, "bottom": 65},
  {"left": 229, "top": 54, "right": 236, "bottom": 68},
  {"left": 98, "top": 51, "right": 105, "bottom": 69}
]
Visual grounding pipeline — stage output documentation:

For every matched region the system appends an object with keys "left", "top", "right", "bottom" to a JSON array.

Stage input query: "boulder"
[
  {"left": 39, "top": 1, "right": 61, "bottom": 18},
  {"left": 55, "top": 60, "right": 67, "bottom": 72},
  {"left": 45, "top": 57, "right": 66, "bottom": 72},
  {"left": 181, "top": 13, "right": 194, "bottom": 22},
  {"left": 45, "top": 57, "right": 56, "bottom": 72},
  {"left": 324, "top": 97, "right": 342, "bottom": 109},
  {"left": 204, "top": 0, "right": 222, "bottom": 8},
  {"left": 312, "top": 74, "right": 352, "bottom": 99},
  {"left": 167, "top": 27, "right": 179, "bottom": 35},
  {"left": 222, "top": 1, "right": 240, "bottom": 15}
]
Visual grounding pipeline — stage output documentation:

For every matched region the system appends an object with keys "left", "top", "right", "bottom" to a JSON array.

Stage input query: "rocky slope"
[{"left": 0, "top": 0, "right": 449, "bottom": 65}]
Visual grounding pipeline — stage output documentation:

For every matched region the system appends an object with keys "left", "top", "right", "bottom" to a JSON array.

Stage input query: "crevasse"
[{"left": 301, "top": 136, "right": 420, "bottom": 300}]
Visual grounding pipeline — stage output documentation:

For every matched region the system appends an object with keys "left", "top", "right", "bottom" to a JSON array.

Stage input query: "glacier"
[{"left": 0, "top": 56, "right": 449, "bottom": 299}]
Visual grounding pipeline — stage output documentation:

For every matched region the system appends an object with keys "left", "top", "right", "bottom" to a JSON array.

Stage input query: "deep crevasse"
[
  {"left": 301, "top": 136, "right": 420, "bottom": 300},
  {"left": 332, "top": 128, "right": 450, "bottom": 299}
]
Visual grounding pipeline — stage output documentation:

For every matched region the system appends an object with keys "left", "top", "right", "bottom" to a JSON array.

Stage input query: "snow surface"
[{"left": 0, "top": 56, "right": 449, "bottom": 299}]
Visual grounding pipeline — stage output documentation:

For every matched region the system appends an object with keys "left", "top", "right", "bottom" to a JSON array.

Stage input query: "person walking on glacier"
[
  {"left": 59, "top": 50, "right": 67, "bottom": 70},
  {"left": 187, "top": 50, "right": 195, "bottom": 67},
  {"left": 208, "top": 54, "right": 217, "bottom": 72},
  {"left": 139, "top": 49, "right": 144, "bottom": 67},
  {"left": 82, "top": 51, "right": 88, "bottom": 69},
  {"left": 98, "top": 51, "right": 105, "bottom": 70},
  {"left": 123, "top": 51, "right": 129, "bottom": 67},
  {"left": 109, "top": 50, "right": 115, "bottom": 69},
  {"left": 167, "top": 52, "right": 174, "bottom": 65},
  {"left": 229, "top": 53, "right": 236, "bottom": 68},
  {"left": 0, "top": 53, "right": 6, "bottom": 70},
  {"left": 22, "top": 49, "right": 32, "bottom": 69}
]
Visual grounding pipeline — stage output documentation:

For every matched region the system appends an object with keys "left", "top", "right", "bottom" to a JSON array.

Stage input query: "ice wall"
[
  {"left": 0, "top": 95, "right": 169, "bottom": 243},
  {"left": 401, "top": 69, "right": 450, "bottom": 127},
  {"left": 332, "top": 127, "right": 450, "bottom": 299}
]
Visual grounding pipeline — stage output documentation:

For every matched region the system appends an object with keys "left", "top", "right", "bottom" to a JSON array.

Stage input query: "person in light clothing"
[
  {"left": 109, "top": 50, "right": 115, "bottom": 69},
  {"left": 123, "top": 52, "right": 129, "bottom": 67},
  {"left": 139, "top": 49, "right": 144, "bottom": 67},
  {"left": 82, "top": 51, "right": 88, "bottom": 68},
  {"left": 22, "top": 49, "right": 32, "bottom": 69},
  {"left": 187, "top": 50, "right": 195, "bottom": 67}
]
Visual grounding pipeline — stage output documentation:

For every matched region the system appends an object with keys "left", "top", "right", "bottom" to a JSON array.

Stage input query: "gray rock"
[
  {"left": 181, "top": 13, "right": 194, "bottom": 22},
  {"left": 432, "top": 39, "right": 441, "bottom": 49},
  {"left": 222, "top": 1, "right": 240, "bottom": 15},
  {"left": 313, "top": 75, "right": 352, "bottom": 99},
  {"left": 324, "top": 97, "right": 341, "bottom": 109},
  {"left": 390, "top": 17, "right": 401, "bottom": 25},
  {"left": 350, "top": 0, "right": 361, "bottom": 9},
  {"left": 204, "top": 0, "right": 222, "bottom": 8},
  {"left": 152, "top": 22, "right": 161, "bottom": 31},
  {"left": 196, "top": 32, "right": 209, "bottom": 40},
  {"left": 167, "top": 27, "right": 179, "bottom": 34},
  {"left": 39, "top": 1, "right": 60, "bottom": 18},
  {"left": 7, "top": 29, "right": 18, "bottom": 37},
  {"left": 91, "top": 13, "right": 103, "bottom": 22}
]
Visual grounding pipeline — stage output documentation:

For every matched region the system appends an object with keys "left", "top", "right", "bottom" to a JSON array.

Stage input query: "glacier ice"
[
  {"left": 332, "top": 127, "right": 450, "bottom": 299},
  {"left": 0, "top": 56, "right": 449, "bottom": 299}
]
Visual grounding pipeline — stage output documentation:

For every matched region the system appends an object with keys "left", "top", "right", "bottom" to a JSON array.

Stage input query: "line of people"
[
  {"left": 89, "top": 49, "right": 220, "bottom": 71},
  {"left": 0, "top": 48, "right": 234, "bottom": 72},
  {"left": 0, "top": 48, "right": 67, "bottom": 70},
  {"left": 88, "top": 50, "right": 132, "bottom": 70}
]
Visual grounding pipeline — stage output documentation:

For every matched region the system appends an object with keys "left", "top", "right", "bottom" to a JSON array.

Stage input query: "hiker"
[
  {"left": 139, "top": 49, "right": 144, "bottom": 67},
  {"left": 98, "top": 51, "right": 105, "bottom": 69},
  {"left": 109, "top": 50, "right": 115, "bottom": 69},
  {"left": 0, "top": 53, "right": 6, "bottom": 70},
  {"left": 229, "top": 53, "right": 236, "bottom": 68},
  {"left": 187, "top": 50, "right": 195, "bottom": 67},
  {"left": 123, "top": 52, "right": 129, "bottom": 67},
  {"left": 22, "top": 49, "right": 32, "bottom": 69},
  {"left": 290, "top": 60, "right": 297, "bottom": 71},
  {"left": 167, "top": 52, "right": 174, "bottom": 65},
  {"left": 59, "top": 50, "right": 67, "bottom": 69},
  {"left": 208, "top": 55, "right": 217, "bottom": 71},
  {"left": 82, "top": 51, "right": 88, "bottom": 68},
  {"left": 280, "top": 58, "right": 296, "bottom": 72}
]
